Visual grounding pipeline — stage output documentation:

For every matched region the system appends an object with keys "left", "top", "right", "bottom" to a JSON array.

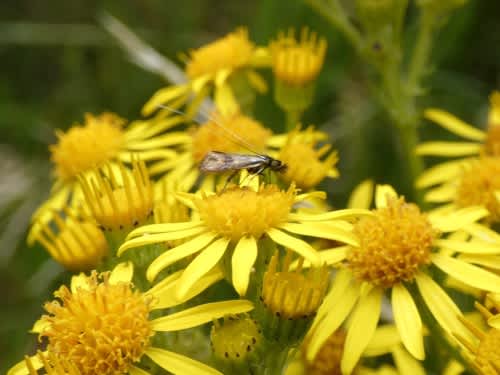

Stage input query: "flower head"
[
  {"left": 8, "top": 263, "right": 253, "bottom": 375},
  {"left": 278, "top": 126, "right": 339, "bottom": 190},
  {"left": 118, "top": 183, "right": 365, "bottom": 299},
  {"left": 306, "top": 185, "right": 500, "bottom": 374},
  {"left": 416, "top": 92, "right": 500, "bottom": 217},
  {"left": 29, "top": 112, "right": 183, "bottom": 244},
  {"left": 143, "top": 28, "right": 269, "bottom": 116},
  {"left": 79, "top": 159, "right": 154, "bottom": 233},
  {"left": 32, "top": 208, "right": 108, "bottom": 271}
]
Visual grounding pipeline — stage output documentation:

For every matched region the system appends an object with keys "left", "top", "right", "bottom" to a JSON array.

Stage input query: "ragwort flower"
[
  {"left": 29, "top": 112, "right": 184, "bottom": 243},
  {"left": 8, "top": 262, "right": 252, "bottom": 375},
  {"left": 306, "top": 185, "right": 500, "bottom": 374},
  {"left": 118, "top": 183, "right": 366, "bottom": 298},
  {"left": 142, "top": 28, "right": 269, "bottom": 117},
  {"left": 416, "top": 92, "right": 500, "bottom": 216}
]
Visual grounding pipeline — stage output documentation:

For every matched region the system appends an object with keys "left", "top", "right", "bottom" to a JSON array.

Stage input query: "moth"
[{"left": 157, "top": 104, "right": 287, "bottom": 179}]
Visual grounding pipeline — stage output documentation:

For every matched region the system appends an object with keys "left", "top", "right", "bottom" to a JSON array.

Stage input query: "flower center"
[
  {"left": 302, "top": 330, "right": 346, "bottom": 375},
  {"left": 475, "top": 328, "right": 500, "bottom": 375},
  {"left": 50, "top": 113, "right": 125, "bottom": 180},
  {"left": 210, "top": 316, "right": 263, "bottom": 362},
  {"left": 261, "top": 252, "right": 329, "bottom": 319},
  {"left": 347, "top": 196, "right": 437, "bottom": 288},
  {"left": 185, "top": 28, "right": 255, "bottom": 79},
  {"left": 195, "top": 184, "right": 295, "bottom": 242},
  {"left": 40, "top": 272, "right": 153, "bottom": 375},
  {"left": 191, "top": 113, "right": 271, "bottom": 163},
  {"left": 279, "top": 141, "right": 338, "bottom": 190},
  {"left": 455, "top": 157, "right": 500, "bottom": 223}
]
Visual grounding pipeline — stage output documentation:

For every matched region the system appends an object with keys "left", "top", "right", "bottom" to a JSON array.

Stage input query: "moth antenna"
[{"left": 156, "top": 104, "right": 263, "bottom": 156}]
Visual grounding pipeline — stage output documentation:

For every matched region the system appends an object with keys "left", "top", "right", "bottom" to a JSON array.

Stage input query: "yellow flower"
[
  {"left": 455, "top": 302, "right": 500, "bottom": 375},
  {"left": 79, "top": 159, "right": 154, "bottom": 233},
  {"left": 306, "top": 185, "right": 500, "bottom": 374},
  {"left": 286, "top": 325, "right": 427, "bottom": 375},
  {"left": 29, "top": 112, "right": 184, "bottom": 244},
  {"left": 278, "top": 126, "right": 339, "bottom": 190},
  {"left": 416, "top": 92, "right": 500, "bottom": 216},
  {"left": 119, "top": 183, "right": 367, "bottom": 298},
  {"left": 142, "top": 28, "right": 269, "bottom": 117},
  {"left": 270, "top": 27, "right": 327, "bottom": 87},
  {"left": 31, "top": 208, "right": 108, "bottom": 271},
  {"left": 8, "top": 262, "right": 252, "bottom": 375}
]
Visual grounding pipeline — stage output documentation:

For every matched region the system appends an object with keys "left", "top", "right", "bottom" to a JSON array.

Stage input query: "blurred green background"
[{"left": 1, "top": 1, "right": 498, "bottom": 372}]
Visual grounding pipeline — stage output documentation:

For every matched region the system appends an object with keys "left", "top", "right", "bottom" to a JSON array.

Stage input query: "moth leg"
[{"left": 222, "top": 170, "right": 239, "bottom": 191}]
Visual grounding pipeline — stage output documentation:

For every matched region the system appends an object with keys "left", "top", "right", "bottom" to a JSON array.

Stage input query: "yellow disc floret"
[
  {"left": 185, "top": 28, "right": 255, "bottom": 79},
  {"left": 40, "top": 271, "right": 153, "bottom": 375},
  {"left": 195, "top": 184, "right": 295, "bottom": 242},
  {"left": 191, "top": 112, "right": 271, "bottom": 163},
  {"left": 347, "top": 196, "right": 437, "bottom": 288},
  {"left": 50, "top": 113, "right": 125, "bottom": 180},
  {"left": 455, "top": 157, "right": 500, "bottom": 223}
]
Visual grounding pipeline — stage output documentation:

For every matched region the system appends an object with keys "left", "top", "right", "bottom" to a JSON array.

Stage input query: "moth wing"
[{"left": 199, "top": 152, "right": 266, "bottom": 172}]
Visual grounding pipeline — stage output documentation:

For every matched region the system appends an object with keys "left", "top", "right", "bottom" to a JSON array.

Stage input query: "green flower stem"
[
  {"left": 259, "top": 344, "right": 290, "bottom": 375},
  {"left": 285, "top": 109, "right": 302, "bottom": 132},
  {"left": 305, "top": 0, "right": 363, "bottom": 55}
]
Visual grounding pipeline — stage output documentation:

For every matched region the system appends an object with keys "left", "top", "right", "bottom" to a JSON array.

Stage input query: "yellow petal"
[
  {"left": 176, "top": 238, "right": 230, "bottom": 299},
  {"left": 432, "top": 253, "right": 500, "bottom": 292},
  {"left": 126, "top": 221, "right": 204, "bottom": 239},
  {"left": 364, "top": 324, "right": 401, "bottom": 357},
  {"left": 288, "top": 208, "right": 373, "bottom": 222},
  {"left": 348, "top": 180, "right": 374, "bottom": 209},
  {"left": 392, "top": 284, "right": 424, "bottom": 360},
  {"left": 147, "top": 232, "right": 218, "bottom": 282},
  {"left": 429, "top": 206, "right": 489, "bottom": 232},
  {"left": 31, "top": 318, "right": 49, "bottom": 334},
  {"left": 70, "top": 272, "right": 91, "bottom": 293},
  {"left": 266, "top": 228, "right": 320, "bottom": 266},
  {"left": 307, "top": 279, "right": 360, "bottom": 361},
  {"left": 319, "top": 246, "right": 349, "bottom": 265},
  {"left": 391, "top": 345, "right": 426, "bottom": 375},
  {"left": 214, "top": 81, "right": 239, "bottom": 116},
  {"left": 415, "top": 272, "right": 470, "bottom": 339},
  {"left": 341, "top": 287, "right": 383, "bottom": 375},
  {"left": 246, "top": 70, "right": 268, "bottom": 93},
  {"left": 375, "top": 185, "right": 398, "bottom": 208},
  {"left": 424, "top": 183, "right": 456, "bottom": 202},
  {"left": 458, "top": 254, "right": 500, "bottom": 270},
  {"left": 142, "top": 84, "right": 189, "bottom": 116},
  {"left": 424, "top": 109, "right": 485, "bottom": 141},
  {"left": 416, "top": 142, "right": 481, "bottom": 156},
  {"left": 7, "top": 355, "right": 42, "bottom": 375},
  {"left": 118, "top": 226, "right": 207, "bottom": 257},
  {"left": 434, "top": 239, "right": 500, "bottom": 254},
  {"left": 145, "top": 347, "right": 222, "bottom": 375},
  {"left": 127, "top": 133, "right": 192, "bottom": 149},
  {"left": 278, "top": 222, "right": 359, "bottom": 246},
  {"left": 150, "top": 300, "right": 253, "bottom": 331},
  {"left": 461, "top": 223, "right": 500, "bottom": 243},
  {"left": 129, "top": 365, "right": 150, "bottom": 375},
  {"left": 232, "top": 236, "right": 258, "bottom": 296},
  {"left": 442, "top": 360, "right": 466, "bottom": 375},
  {"left": 109, "top": 261, "right": 134, "bottom": 284},
  {"left": 314, "top": 268, "right": 354, "bottom": 322},
  {"left": 488, "top": 314, "right": 500, "bottom": 329},
  {"left": 147, "top": 268, "right": 224, "bottom": 310},
  {"left": 416, "top": 159, "right": 470, "bottom": 188}
]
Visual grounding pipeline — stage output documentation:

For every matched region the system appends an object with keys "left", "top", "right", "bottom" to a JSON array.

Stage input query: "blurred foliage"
[{"left": 0, "top": 0, "right": 499, "bottom": 372}]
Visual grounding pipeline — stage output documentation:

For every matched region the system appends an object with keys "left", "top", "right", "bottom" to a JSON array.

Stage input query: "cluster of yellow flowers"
[{"left": 9, "top": 25, "right": 500, "bottom": 375}]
